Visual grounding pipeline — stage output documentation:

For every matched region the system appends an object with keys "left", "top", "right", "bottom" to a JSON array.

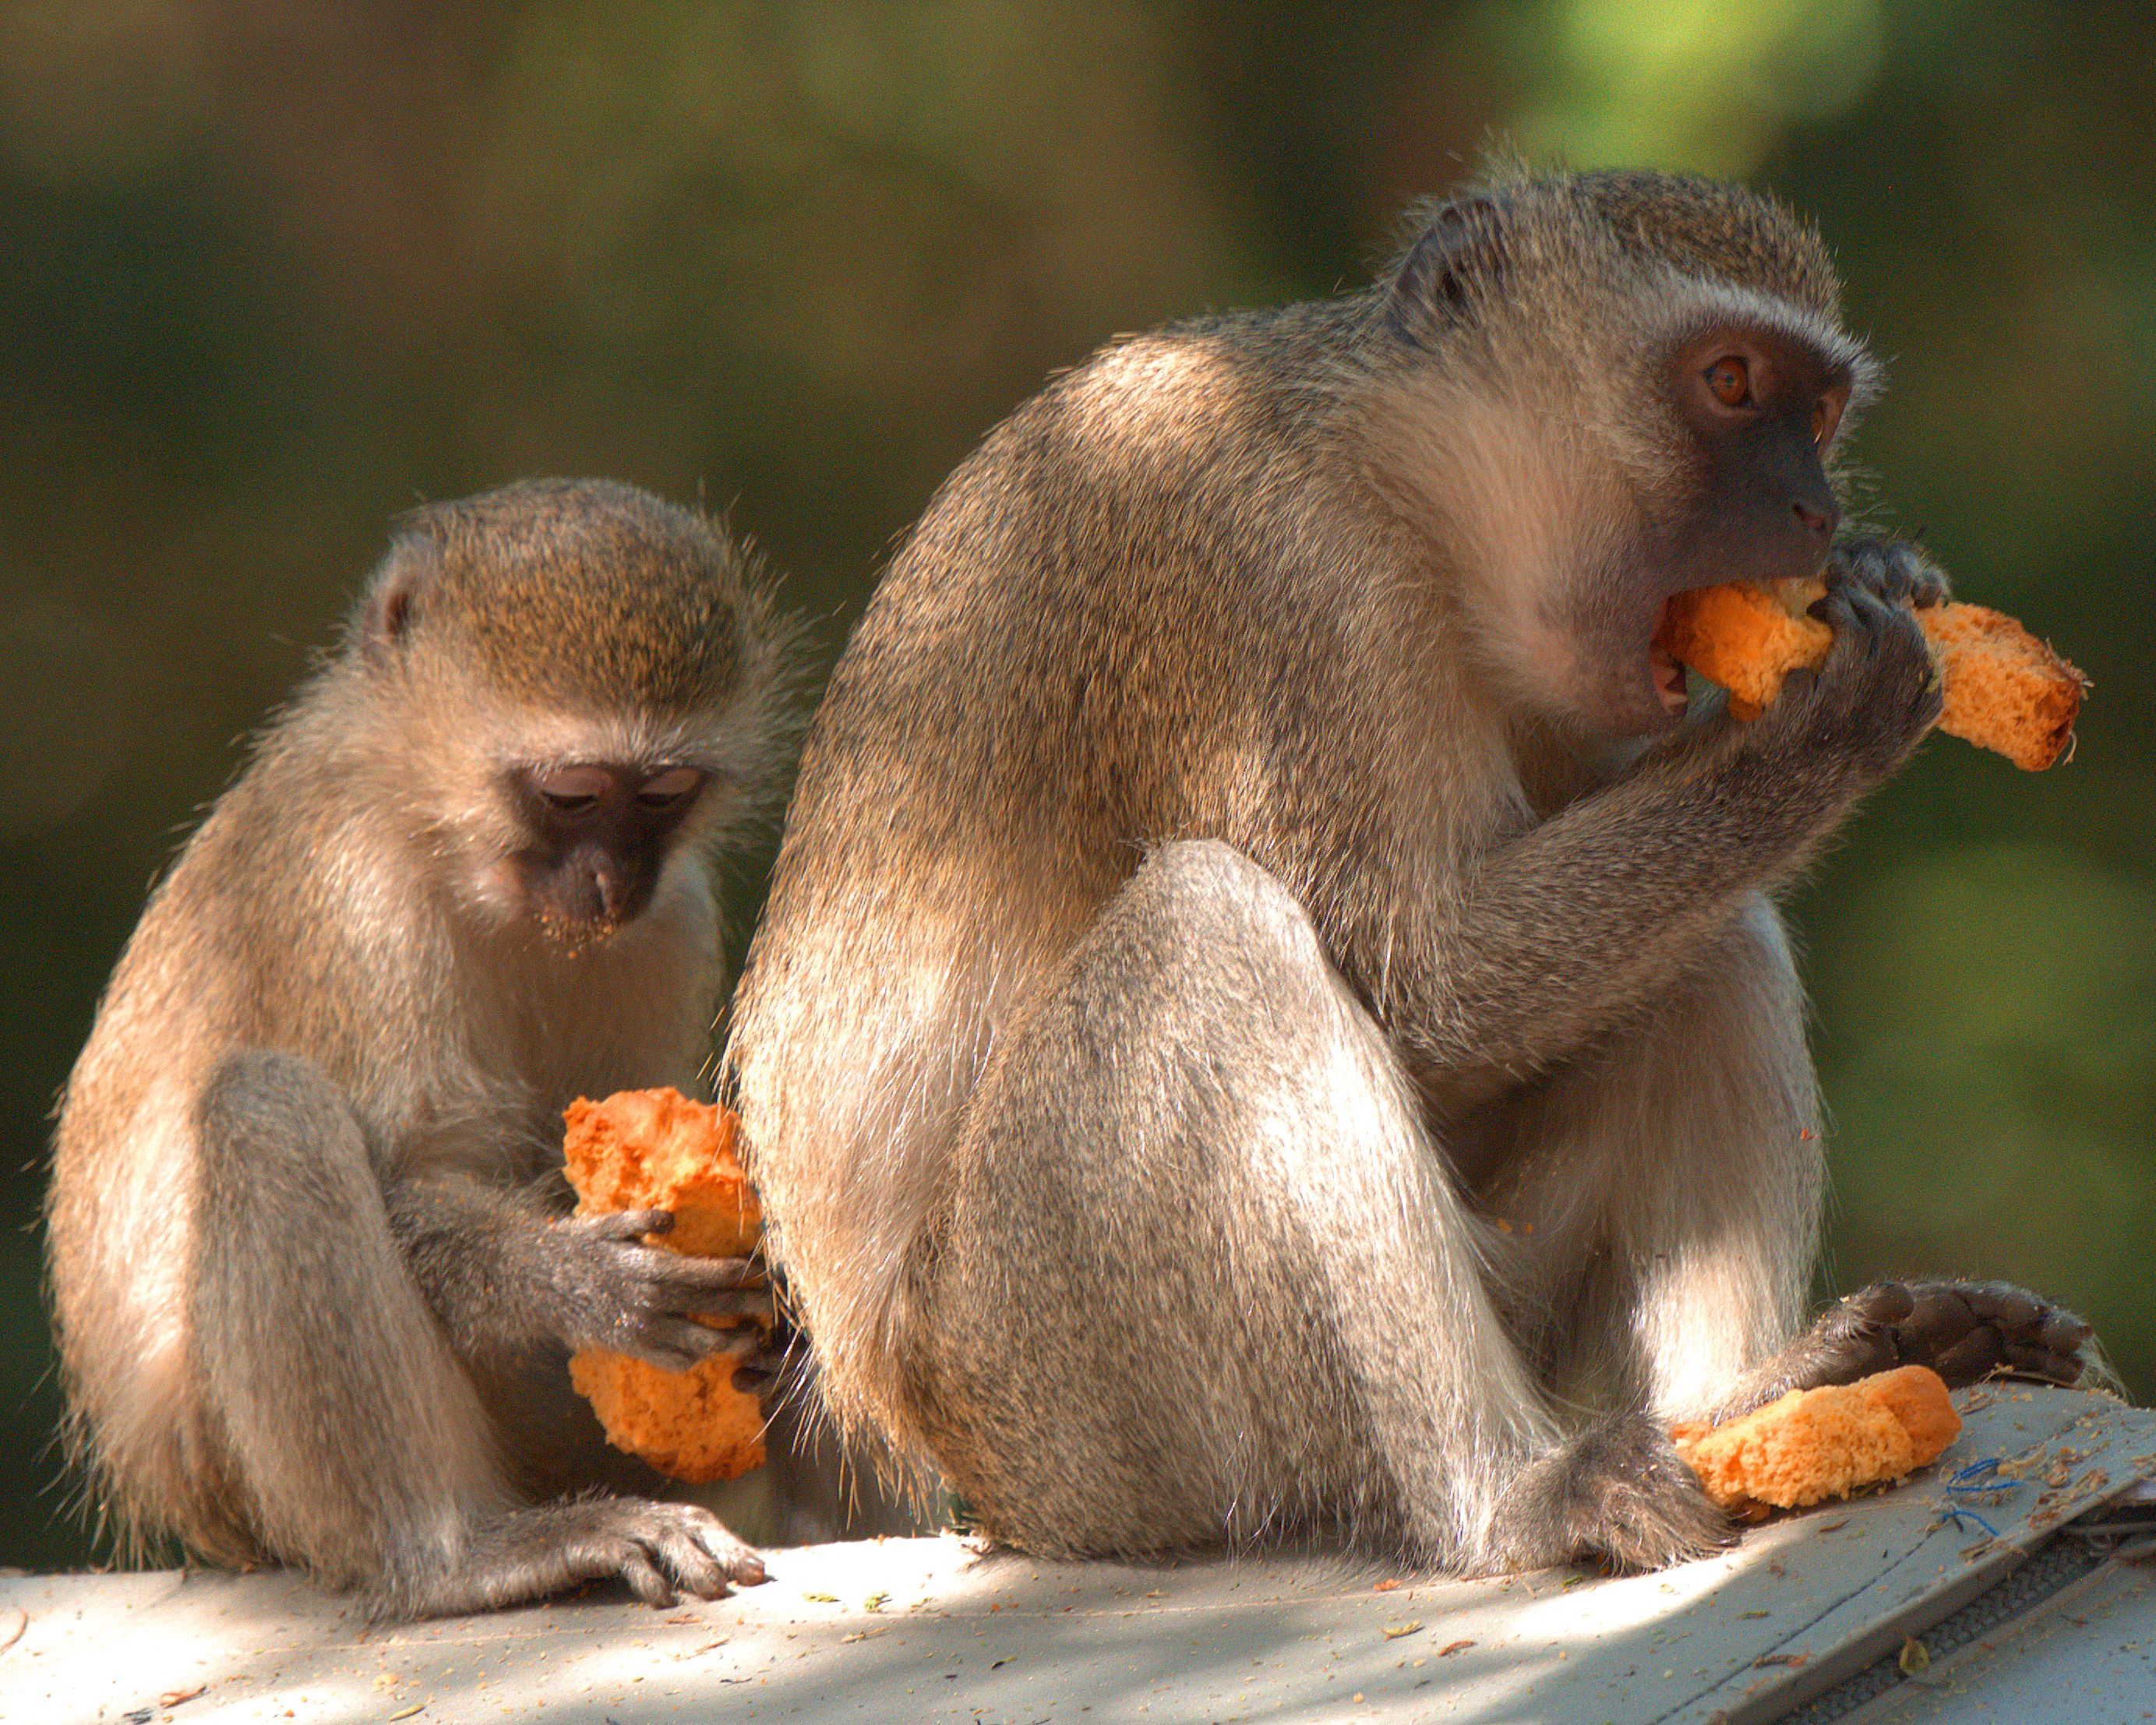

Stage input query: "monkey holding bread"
[
  {"left": 47, "top": 481, "right": 803, "bottom": 1616},
  {"left": 730, "top": 166, "right": 2094, "bottom": 1577},
  {"left": 1659, "top": 571, "right": 2085, "bottom": 768}
]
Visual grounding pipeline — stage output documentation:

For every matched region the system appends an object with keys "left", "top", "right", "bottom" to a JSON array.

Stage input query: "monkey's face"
[
  {"left": 498, "top": 760, "right": 710, "bottom": 947},
  {"left": 1544, "top": 323, "right": 1854, "bottom": 737}
]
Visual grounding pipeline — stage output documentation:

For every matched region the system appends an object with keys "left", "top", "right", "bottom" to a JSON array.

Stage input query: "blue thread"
[
  {"left": 1946, "top": 1458, "right": 2006, "bottom": 1491},
  {"left": 1942, "top": 1458, "right": 2011, "bottom": 1539}
]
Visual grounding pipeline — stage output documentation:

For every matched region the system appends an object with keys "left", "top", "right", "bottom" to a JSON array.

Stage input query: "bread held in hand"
[
  {"left": 1656, "top": 579, "right": 2087, "bottom": 770},
  {"left": 563, "top": 1088, "right": 769, "bottom": 1483}
]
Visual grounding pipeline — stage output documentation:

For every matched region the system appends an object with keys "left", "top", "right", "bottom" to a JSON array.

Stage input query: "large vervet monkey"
[{"left": 728, "top": 169, "right": 2091, "bottom": 1571}]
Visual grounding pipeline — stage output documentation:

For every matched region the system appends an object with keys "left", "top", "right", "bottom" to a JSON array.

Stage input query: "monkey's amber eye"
[
  {"left": 1812, "top": 393, "right": 1844, "bottom": 446},
  {"left": 1705, "top": 356, "right": 1751, "bottom": 407}
]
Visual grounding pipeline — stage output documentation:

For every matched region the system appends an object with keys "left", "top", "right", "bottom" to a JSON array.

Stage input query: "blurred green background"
[{"left": 2, "top": 1, "right": 2150, "bottom": 1570}]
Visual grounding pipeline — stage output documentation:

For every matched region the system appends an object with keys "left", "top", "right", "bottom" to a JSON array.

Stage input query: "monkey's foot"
[
  {"left": 1790, "top": 1279, "right": 2093, "bottom": 1392},
  {"left": 386, "top": 1498, "right": 767, "bottom": 1619},
  {"left": 1487, "top": 1414, "right": 1735, "bottom": 1576}
]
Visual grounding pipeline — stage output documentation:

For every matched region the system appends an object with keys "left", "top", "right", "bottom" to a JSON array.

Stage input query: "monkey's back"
[{"left": 729, "top": 302, "right": 1485, "bottom": 1445}]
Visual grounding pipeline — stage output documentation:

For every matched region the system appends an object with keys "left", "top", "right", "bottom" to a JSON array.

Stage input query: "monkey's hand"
[
  {"left": 544, "top": 1209, "right": 772, "bottom": 1372},
  {"left": 1829, "top": 534, "right": 1950, "bottom": 611},
  {"left": 729, "top": 1301, "right": 800, "bottom": 1415},
  {"left": 1743, "top": 573, "right": 1943, "bottom": 793}
]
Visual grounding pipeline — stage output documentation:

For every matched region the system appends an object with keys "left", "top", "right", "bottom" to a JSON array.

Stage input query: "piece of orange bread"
[
  {"left": 1657, "top": 579, "right": 2087, "bottom": 769},
  {"left": 562, "top": 1088, "right": 768, "bottom": 1483},
  {"left": 1672, "top": 1365, "right": 1962, "bottom": 1514}
]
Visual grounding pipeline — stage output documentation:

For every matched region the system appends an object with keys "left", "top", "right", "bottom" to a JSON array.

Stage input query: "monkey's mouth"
[{"left": 1649, "top": 600, "right": 1688, "bottom": 718}]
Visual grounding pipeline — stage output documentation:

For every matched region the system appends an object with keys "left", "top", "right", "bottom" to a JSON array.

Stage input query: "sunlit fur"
[
  {"left": 46, "top": 480, "right": 803, "bottom": 1611},
  {"left": 728, "top": 168, "right": 1952, "bottom": 1574}
]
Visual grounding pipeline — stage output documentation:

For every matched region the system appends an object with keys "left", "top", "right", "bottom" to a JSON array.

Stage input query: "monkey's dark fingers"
[
  {"left": 1828, "top": 537, "right": 1951, "bottom": 610},
  {"left": 552, "top": 1501, "right": 763, "bottom": 1605},
  {"left": 641, "top": 1519, "right": 729, "bottom": 1601},
  {"left": 1815, "top": 583, "right": 1943, "bottom": 750},
  {"left": 621, "top": 1503, "right": 764, "bottom": 1600},
  {"left": 627, "top": 1249, "right": 765, "bottom": 1293},
  {"left": 732, "top": 1326, "right": 796, "bottom": 1400},
  {"left": 1931, "top": 1325, "right": 2003, "bottom": 1383},
  {"left": 1862, "top": 1277, "right": 2094, "bottom": 1389},
  {"left": 1802, "top": 587, "right": 1884, "bottom": 696},
  {"left": 1960, "top": 1281, "right": 2041, "bottom": 1332},
  {"left": 1798, "top": 1287, "right": 1904, "bottom": 1384},
  {"left": 2041, "top": 1308, "right": 2095, "bottom": 1353},
  {"left": 1837, "top": 583, "right": 1924, "bottom": 674},
  {"left": 672, "top": 1506, "right": 767, "bottom": 1586},
  {"left": 1907, "top": 563, "right": 1951, "bottom": 609},
  {"left": 617, "top": 1251, "right": 772, "bottom": 1321},
  {"left": 2004, "top": 1343, "right": 2084, "bottom": 1385},
  {"left": 628, "top": 1316, "right": 769, "bottom": 1373},
  {"left": 1844, "top": 1281, "right": 1915, "bottom": 1325}
]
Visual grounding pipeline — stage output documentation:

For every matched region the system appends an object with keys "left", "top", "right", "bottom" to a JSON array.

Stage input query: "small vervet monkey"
[
  {"left": 729, "top": 168, "right": 2093, "bottom": 1572},
  {"left": 48, "top": 479, "right": 803, "bottom": 1616}
]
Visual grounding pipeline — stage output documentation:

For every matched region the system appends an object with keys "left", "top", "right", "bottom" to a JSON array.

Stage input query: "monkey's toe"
[{"left": 584, "top": 1501, "right": 767, "bottom": 1605}]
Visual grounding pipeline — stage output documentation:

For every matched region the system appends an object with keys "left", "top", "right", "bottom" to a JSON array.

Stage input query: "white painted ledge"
[{"left": 5, "top": 1387, "right": 2153, "bottom": 1725}]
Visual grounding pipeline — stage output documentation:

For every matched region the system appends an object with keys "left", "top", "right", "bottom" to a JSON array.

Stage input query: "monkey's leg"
[
  {"left": 192, "top": 1051, "right": 759, "bottom": 1617},
  {"left": 1488, "top": 900, "right": 2091, "bottom": 1432},
  {"left": 1489, "top": 897, "right": 1823, "bottom": 1428},
  {"left": 906, "top": 840, "right": 1722, "bottom": 1574}
]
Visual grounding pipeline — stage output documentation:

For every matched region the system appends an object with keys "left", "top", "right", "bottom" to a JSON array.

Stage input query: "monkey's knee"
[
  {"left": 1099, "top": 839, "right": 1386, "bottom": 1071},
  {"left": 199, "top": 1049, "right": 358, "bottom": 1151},
  {"left": 1120, "top": 838, "right": 1324, "bottom": 962},
  {"left": 189, "top": 1051, "right": 500, "bottom": 1587},
  {"left": 920, "top": 842, "right": 1538, "bottom": 1561}
]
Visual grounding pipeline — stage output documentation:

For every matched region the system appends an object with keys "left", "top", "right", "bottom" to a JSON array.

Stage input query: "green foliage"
[{"left": 2, "top": 0, "right": 2149, "bottom": 1568}]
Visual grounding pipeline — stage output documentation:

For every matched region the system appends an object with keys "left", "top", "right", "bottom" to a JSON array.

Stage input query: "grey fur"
[
  {"left": 48, "top": 478, "right": 806, "bottom": 1616},
  {"left": 727, "top": 169, "right": 2089, "bottom": 1575}
]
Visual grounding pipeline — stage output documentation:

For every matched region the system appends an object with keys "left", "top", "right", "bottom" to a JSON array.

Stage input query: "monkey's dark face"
[
  {"left": 1597, "top": 325, "right": 1853, "bottom": 734},
  {"left": 501, "top": 761, "right": 708, "bottom": 947}
]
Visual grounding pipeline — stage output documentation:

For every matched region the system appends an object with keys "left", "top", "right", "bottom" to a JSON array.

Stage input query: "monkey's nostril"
[{"left": 1793, "top": 501, "right": 1834, "bottom": 536}]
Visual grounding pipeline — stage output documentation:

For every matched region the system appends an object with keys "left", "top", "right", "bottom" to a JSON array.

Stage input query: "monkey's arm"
[
  {"left": 1384, "top": 584, "right": 1938, "bottom": 1085},
  {"left": 382, "top": 1175, "right": 767, "bottom": 1371}
]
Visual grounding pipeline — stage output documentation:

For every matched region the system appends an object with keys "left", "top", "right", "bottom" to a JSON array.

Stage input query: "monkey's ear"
[
  {"left": 359, "top": 536, "right": 439, "bottom": 665},
  {"left": 1388, "top": 196, "right": 1508, "bottom": 345}
]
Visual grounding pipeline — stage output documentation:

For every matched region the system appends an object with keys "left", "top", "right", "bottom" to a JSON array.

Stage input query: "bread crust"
[
  {"left": 1657, "top": 579, "right": 2087, "bottom": 769},
  {"left": 562, "top": 1088, "right": 768, "bottom": 1483}
]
